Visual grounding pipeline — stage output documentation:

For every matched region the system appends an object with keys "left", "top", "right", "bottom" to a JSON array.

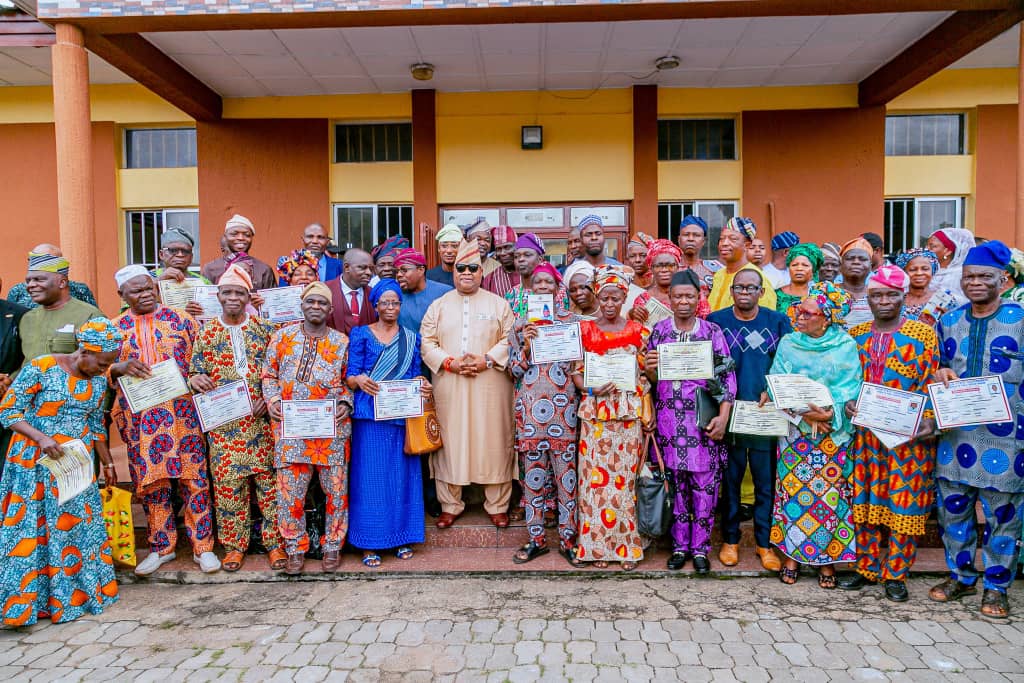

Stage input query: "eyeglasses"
[
  {"left": 376, "top": 300, "right": 401, "bottom": 308},
  {"left": 794, "top": 310, "right": 823, "bottom": 320},
  {"left": 455, "top": 264, "right": 481, "bottom": 273},
  {"left": 162, "top": 247, "right": 192, "bottom": 256},
  {"left": 730, "top": 284, "right": 761, "bottom": 293},
  {"left": 650, "top": 262, "right": 678, "bottom": 270}
]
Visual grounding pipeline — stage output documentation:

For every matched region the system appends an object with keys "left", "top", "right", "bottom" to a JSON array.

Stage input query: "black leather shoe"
[
  {"left": 837, "top": 573, "right": 875, "bottom": 591},
  {"left": 693, "top": 555, "right": 711, "bottom": 575},
  {"left": 667, "top": 551, "right": 690, "bottom": 570},
  {"left": 884, "top": 580, "right": 909, "bottom": 602}
]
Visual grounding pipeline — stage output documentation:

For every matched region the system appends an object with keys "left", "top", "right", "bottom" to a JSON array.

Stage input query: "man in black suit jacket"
[{"left": 0, "top": 282, "right": 27, "bottom": 476}]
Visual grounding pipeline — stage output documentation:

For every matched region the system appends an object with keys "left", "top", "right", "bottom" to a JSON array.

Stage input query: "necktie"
[{"left": 349, "top": 290, "right": 359, "bottom": 316}]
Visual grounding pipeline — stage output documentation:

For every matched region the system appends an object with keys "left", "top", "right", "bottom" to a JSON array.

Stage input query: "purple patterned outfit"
[{"left": 647, "top": 318, "right": 736, "bottom": 556}]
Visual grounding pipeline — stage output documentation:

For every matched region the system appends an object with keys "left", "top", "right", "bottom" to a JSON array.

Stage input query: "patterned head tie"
[
  {"left": 577, "top": 215, "right": 604, "bottom": 231},
  {"left": 894, "top": 248, "right": 939, "bottom": 274},
  {"left": 369, "top": 278, "right": 403, "bottom": 307},
  {"left": 723, "top": 217, "right": 756, "bottom": 242},
  {"left": 786, "top": 243, "right": 823, "bottom": 276},
  {"left": 802, "top": 280, "right": 851, "bottom": 327},
  {"left": 77, "top": 317, "right": 124, "bottom": 353},
  {"left": 592, "top": 265, "right": 631, "bottom": 294},
  {"left": 276, "top": 249, "right": 320, "bottom": 282},
  {"left": 645, "top": 239, "right": 682, "bottom": 268},
  {"left": 27, "top": 252, "right": 70, "bottom": 276}
]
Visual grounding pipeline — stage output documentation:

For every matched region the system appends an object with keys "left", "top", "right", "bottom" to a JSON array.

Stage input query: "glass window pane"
[
  {"left": 884, "top": 115, "right": 963, "bottom": 156},
  {"left": 125, "top": 129, "right": 196, "bottom": 169},
  {"left": 917, "top": 199, "right": 959, "bottom": 242},
  {"left": 335, "top": 124, "right": 413, "bottom": 163},
  {"left": 165, "top": 210, "right": 201, "bottom": 267}
]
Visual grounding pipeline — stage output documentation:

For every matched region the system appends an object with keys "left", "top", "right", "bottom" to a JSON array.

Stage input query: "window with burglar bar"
[
  {"left": 124, "top": 128, "right": 197, "bottom": 168},
  {"left": 334, "top": 204, "right": 414, "bottom": 253},
  {"left": 334, "top": 123, "right": 413, "bottom": 163},
  {"left": 125, "top": 209, "right": 200, "bottom": 270},
  {"left": 884, "top": 114, "right": 965, "bottom": 156},
  {"left": 883, "top": 197, "right": 963, "bottom": 253},
  {"left": 658, "top": 201, "right": 737, "bottom": 260},
  {"left": 658, "top": 119, "right": 737, "bottom": 161}
]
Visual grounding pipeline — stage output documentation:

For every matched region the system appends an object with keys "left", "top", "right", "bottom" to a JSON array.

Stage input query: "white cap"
[
  {"left": 225, "top": 214, "right": 255, "bottom": 235},
  {"left": 114, "top": 264, "right": 153, "bottom": 289}
]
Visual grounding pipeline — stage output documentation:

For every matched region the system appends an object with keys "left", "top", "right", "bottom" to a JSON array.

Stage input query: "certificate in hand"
[
  {"left": 37, "top": 439, "right": 93, "bottom": 504},
  {"left": 158, "top": 278, "right": 204, "bottom": 310},
  {"left": 192, "top": 285, "right": 224, "bottom": 320},
  {"left": 927, "top": 375, "right": 1012, "bottom": 430},
  {"left": 374, "top": 379, "right": 424, "bottom": 420},
  {"left": 766, "top": 374, "right": 834, "bottom": 411},
  {"left": 584, "top": 352, "right": 636, "bottom": 392},
  {"left": 530, "top": 322, "right": 583, "bottom": 364},
  {"left": 729, "top": 401, "right": 790, "bottom": 438},
  {"left": 644, "top": 296, "right": 672, "bottom": 327},
  {"left": 526, "top": 294, "right": 554, "bottom": 322},
  {"left": 658, "top": 341, "right": 713, "bottom": 381},
  {"left": 259, "top": 286, "right": 304, "bottom": 324},
  {"left": 117, "top": 358, "right": 190, "bottom": 415},
  {"left": 194, "top": 380, "right": 253, "bottom": 432},
  {"left": 852, "top": 383, "right": 924, "bottom": 438},
  {"left": 281, "top": 399, "right": 337, "bottom": 439}
]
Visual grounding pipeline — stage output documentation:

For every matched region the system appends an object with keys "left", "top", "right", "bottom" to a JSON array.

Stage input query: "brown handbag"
[{"left": 404, "top": 396, "right": 443, "bottom": 455}]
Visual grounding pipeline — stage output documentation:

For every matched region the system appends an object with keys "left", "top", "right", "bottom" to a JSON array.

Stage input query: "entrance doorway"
[{"left": 439, "top": 204, "right": 630, "bottom": 267}]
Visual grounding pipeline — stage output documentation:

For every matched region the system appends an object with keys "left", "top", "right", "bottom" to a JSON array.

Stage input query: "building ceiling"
[{"left": 0, "top": 12, "right": 1019, "bottom": 95}]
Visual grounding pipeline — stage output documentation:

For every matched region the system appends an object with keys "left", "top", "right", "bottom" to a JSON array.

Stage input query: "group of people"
[{"left": 0, "top": 210, "right": 1021, "bottom": 630}]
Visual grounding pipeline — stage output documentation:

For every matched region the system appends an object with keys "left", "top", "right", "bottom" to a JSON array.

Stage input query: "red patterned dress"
[
  {"left": 190, "top": 315, "right": 282, "bottom": 555},
  {"left": 574, "top": 320, "right": 650, "bottom": 564}
]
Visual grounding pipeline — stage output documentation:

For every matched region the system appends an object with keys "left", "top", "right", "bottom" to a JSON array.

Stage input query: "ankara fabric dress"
[
  {"left": 112, "top": 306, "right": 214, "bottom": 556},
  {"left": 768, "top": 326, "right": 861, "bottom": 566},
  {"left": 849, "top": 319, "right": 939, "bottom": 581},
  {"left": 190, "top": 315, "right": 281, "bottom": 554},
  {"left": 508, "top": 310, "right": 581, "bottom": 548},
  {"left": 420, "top": 289, "right": 515, "bottom": 487},
  {"left": 0, "top": 357, "right": 117, "bottom": 626},
  {"left": 647, "top": 318, "right": 736, "bottom": 556},
  {"left": 347, "top": 325, "right": 425, "bottom": 550},
  {"left": 935, "top": 301, "right": 1024, "bottom": 592},
  {"left": 576, "top": 320, "right": 649, "bottom": 564},
  {"left": 262, "top": 324, "right": 353, "bottom": 554}
]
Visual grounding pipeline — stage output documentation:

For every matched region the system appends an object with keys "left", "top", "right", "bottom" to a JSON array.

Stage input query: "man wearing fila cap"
[{"left": 201, "top": 214, "right": 277, "bottom": 290}]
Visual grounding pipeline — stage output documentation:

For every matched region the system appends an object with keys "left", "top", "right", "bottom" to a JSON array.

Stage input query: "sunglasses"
[{"left": 455, "top": 264, "right": 481, "bottom": 273}]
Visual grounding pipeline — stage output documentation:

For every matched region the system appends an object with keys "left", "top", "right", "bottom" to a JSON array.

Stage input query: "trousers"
[
  {"left": 436, "top": 480, "right": 512, "bottom": 516},
  {"left": 854, "top": 523, "right": 917, "bottom": 582},
  {"left": 936, "top": 478, "right": 1023, "bottom": 592},
  {"left": 670, "top": 468, "right": 720, "bottom": 556},
  {"left": 138, "top": 472, "right": 214, "bottom": 556},
  {"left": 277, "top": 463, "right": 348, "bottom": 555},
  {"left": 213, "top": 470, "right": 282, "bottom": 554},
  {"left": 723, "top": 445, "right": 775, "bottom": 548},
  {"left": 522, "top": 446, "right": 577, "bottom": 548}
]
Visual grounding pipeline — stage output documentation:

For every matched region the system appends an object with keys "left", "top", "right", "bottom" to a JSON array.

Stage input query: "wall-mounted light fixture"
[
  {"left": 521, "top": 125, "right": 543, "bottom": 150},
  {"left": 410, "top": 63, "right": 435, "bottom": 81}
]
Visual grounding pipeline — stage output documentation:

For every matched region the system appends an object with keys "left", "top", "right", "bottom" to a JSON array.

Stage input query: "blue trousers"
[
  {"left": 723, "top": 445, "right": 774, "bottom": 548},
  {"left": 937, "top": 478, "right": 1023, "bottom": 593}
]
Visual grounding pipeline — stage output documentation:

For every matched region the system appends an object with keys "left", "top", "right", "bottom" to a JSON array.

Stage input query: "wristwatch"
[{"left": 485, "top": 356, "right": 495, "bottom": 370}]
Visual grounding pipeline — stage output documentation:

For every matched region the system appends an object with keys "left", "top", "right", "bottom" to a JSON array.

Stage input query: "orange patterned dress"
[{"left": 575, "top": 320, "right": 650, "bottom": 564}]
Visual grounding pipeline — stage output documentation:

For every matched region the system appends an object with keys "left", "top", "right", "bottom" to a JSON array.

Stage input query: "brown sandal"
[
  {"left": 981, "top": 589, "right": 1009, "bottom": 619},
  {"left": 268, "top": 548, "right": 288, "bottom": 571},
  {"left": 928, "top": 577, "right": 977, "bottom": 603},
  {"left": 222, "top": 551, "right": 245, "bottom": 572},
  {"left": 779, "top": 565, "right": 799, "bottom": 585},
  {"left": 818, "top": 571, "right": 837, "bottom": 590}
]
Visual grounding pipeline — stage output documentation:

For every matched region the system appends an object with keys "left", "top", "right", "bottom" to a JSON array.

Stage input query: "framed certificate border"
[
  {"left": 117, "top": 359, "right": 191, "bottom": 415},
  {"left": 851, "top": 383, "right": 925, "bottom": 438},
  {"left": 530, "top": 322, "right": 583, "bottom": 365},
  {"left": 194, "top": 380, "right": 254, "bottom": 432},
  {"left": 373, "top": 379, "right": 424, "bottom": 421},
  {"left": 927, "top": 376, "right": 1013, "bottom": 430},
  {"left": 281, "top": 399, "right": 338, "bottom": 440},
  {"left": 658, "top": 340, "right": 713, "bottom": 381}
]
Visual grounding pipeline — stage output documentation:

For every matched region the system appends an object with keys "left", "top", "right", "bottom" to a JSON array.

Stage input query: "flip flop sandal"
[
  {"left": 621, "top": 561, "right": 638, "bottom": 572},
  {"left": 361, "top": 553, "right": 382, "bottom": 568},
  {"left": 222, "top": 551, "right": 245, "bottom": 572},
  {"left": 818, "top": 572, "right": 837, "bottom": 590},
  {"left": 981, "top": 589, "right": 1009, "bottom": 619},
  {"left": 779, "top": 566, "right": 800, "bottom": 585},
  {"left": 268, "top": 548, "right": 288, "bottom": 571},
  {"left": 560, "top": 546, "right": 585, "bottom": 568},
  {"left": 513, "top": 541, "right": 550, "bottom": 564},
  {"left": 395, "top": 547, "right": 414, "bottom": 560},
  {"left": 593, "top": 560, "right": 610, "bottom": 569}
]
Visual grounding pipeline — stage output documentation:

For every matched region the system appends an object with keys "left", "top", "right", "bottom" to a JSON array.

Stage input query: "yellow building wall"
[
  {"left": 330, "top": 163, "right": 414, "bottom": 203},
  {"left": 223, "top": 93, "right": 411, "bottom": 120},
  {"left": 883, "top": 156, "right": 975, "bottom": 197},
  {"left": 436, "top": 90, "right": 633, "bottom": 204},
  {"left": 657, "top": 161, "right": 742, "bottom": 201},
  {"left": 118, "top": 168, "right": 199, "bottom": 209},
  {"left": 889, "top": 68, "right": 1017, "bottom": 111},
  {"left": 0, "top": 84, "right": 191, "bottom": 124},
  {"left": 659, "top": 84, "right": 857, "bottom": 115}
]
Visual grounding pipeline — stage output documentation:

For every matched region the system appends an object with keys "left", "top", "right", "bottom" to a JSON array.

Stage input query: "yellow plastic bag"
[{"left": 102, "top": 486, "right": 137, "bottom": 568}]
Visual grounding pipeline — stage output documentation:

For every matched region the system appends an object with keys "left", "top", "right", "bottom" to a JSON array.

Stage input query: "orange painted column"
[
  {"left": 632, "top": 85, "right": 658, "bottom": 235},
  {"left": 1017, "top": 22, "right": 1024, "bottom": 247},
  {"left": 412, "top": 89, "right": 438, "bottom": 263},
  {"left": 51, "top": 23, "right": 97, "bottom": 289}
]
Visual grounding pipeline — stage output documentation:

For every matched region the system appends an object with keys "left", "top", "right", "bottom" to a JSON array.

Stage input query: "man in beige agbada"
[{"left": 421, "top": 239, "right": 515, "bottom": 529}]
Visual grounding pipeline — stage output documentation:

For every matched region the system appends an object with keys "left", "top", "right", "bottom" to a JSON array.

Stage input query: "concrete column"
[
  {"left": 1017, "top": 22, "right": 1024, "bottom": 247},
  {"left": 412, "top": 89, "right": 438, "bottom": 264},
  {"left": 51, "top": 23, "right": 97, "bottom": 289},
  {"left": 632, "top": 85, "right": 658, "bottom": 236}
]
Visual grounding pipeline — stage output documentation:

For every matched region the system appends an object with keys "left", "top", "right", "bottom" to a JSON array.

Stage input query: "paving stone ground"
[{"left": 1, "top": 576, "right": 1022, "bottom": 681}]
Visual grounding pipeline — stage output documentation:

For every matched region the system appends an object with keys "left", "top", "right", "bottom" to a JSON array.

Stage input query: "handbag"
[
  {"left": 101, "top": 486, "right": 137, "bottom": 568},
  {"left": 695, "top": 388, "right": 719, "bottom": 431},
  {"left": 636, "top": 432, "right": 674, "bottom": 538},
  {"left": 404, "top": 396, "right": 443, "bottom": 455}
]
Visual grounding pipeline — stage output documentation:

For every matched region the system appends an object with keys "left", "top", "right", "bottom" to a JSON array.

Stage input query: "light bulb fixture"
[
  {"left": 410, "top": 63, "right": 435, "bottom": 81},
  {"left": 655, "top": 55, "right": 681, "bottom": 71},
  {"left": 521, "top": 125, "right": 543, "bottom": 150}
]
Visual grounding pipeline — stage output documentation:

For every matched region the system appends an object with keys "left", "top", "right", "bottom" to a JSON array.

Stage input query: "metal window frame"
[
  {"left": 657, "top": 118, "right": 738, "bottom": 161},
  {"left": 658, "top": 199, "right": 738, "bottom": 259},
  {"left": 123, "top": 127, "right": 197, "bottom": 169},
  {"left": 883, "top": 113, "right": 966, "bottom": 157},
  {"left": 333, "top": 203, "right": 415, "bottom": 251},
  {"left": 124, "top": 208, "right": 200, "bottom": 269},
  {"left": 333, "top": 122, "right": 414, "bottom": 164},
  {"left": 914, "top": 196, "right": 964, "bottom": 244}
]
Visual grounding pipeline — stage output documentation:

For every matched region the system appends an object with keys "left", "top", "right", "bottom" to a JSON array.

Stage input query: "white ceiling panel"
[
  {"left": 545, "top": 51, "right": 603, "bottom": 73},
  {"left": 478, "top": 25, "right": 541, "bottom": 54},
  {"left": 601, "top": 50, "right": 671, "bottom": 72},
  {"left": 233, "top": 54, "right": 307, "bottom": 78},
  {"left": 209, "top": 30, "right": 287, "bottom": 57},
  {"left": 545, "top": 23, "right": 609, "bottom": 52},
  {"left": 672, "top": 19, "right": 750, "bottom": 48},
  {"left": 655, "top": 69, "right": 717, "bottom": 88},
  {"left": 784, "top": 42, "right": 861, "bottom": 67},
  {"left": 0, "top": 46, "right": 132, "bottom": 86},
  {"left": 262, "top": 77, "right": 324, "bottom": 97},
  {"left": 723, "top": 45, "right": 800, "bottom": 69},
  {"left": 275, "top": 28, "right": 349, "bottom": 56},
  {"left": 608, "top": 20, "right": 681, "bottom": 51},
  {"left": 769, "top": 65, "right": 841, "bottom": 86},
  {"left": 952, "top": 26, "right": 1019, "bottom": 69},
  {"left": 482, "top": 52, "right": 539, "bottom": 76},
  {"left": 206, "top": 77, "right": 270, "bottom": 98},
  {"left": 711, "top": 68, "right": 777, "bottom": 88},
  {"left": 145, "top": 31, "right": 224, "bottom": 56},
  {"left": 544, "top": 72, "right": 599, "bottom": 90},
  {"left": 807, "top": 13, "right": 899, "bottom": 43},
  {"left": 411, "top": 26, "right": 478, "bottom": 55},
  {"left": 675, "top": 47, "right": 733, "bottom": 70},
  {"left": 314, "top": 76, "right": 378, "bottom": 93},
  {"left": 343, "top": 27, "right": 419, "bottom": 57},
  {"left": 487, "top": 74, "right": 542, "bottom": 92},
  {"left": 741, "top": 16, "right": 826, "bottom": 47},
  {"left": 291, "top": 54, "right": 364, "bottom": 78},
  {"left": 169, "top": 53, "right": 251, "bottom": 79}
]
